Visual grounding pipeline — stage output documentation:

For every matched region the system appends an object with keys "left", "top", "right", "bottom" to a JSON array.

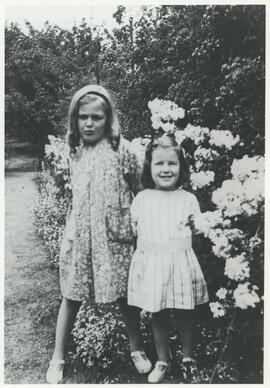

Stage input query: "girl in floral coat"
[{"left": 46, "top": 85, "right": 151, "bottom": 383}]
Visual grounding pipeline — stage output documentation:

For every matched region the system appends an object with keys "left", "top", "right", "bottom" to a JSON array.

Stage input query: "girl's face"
[
  {"left": 78, "top": 97, "right": 107, "bottom": 146},
  {"left": 151, "top": 147, "right": 180, "bottom": 191}
]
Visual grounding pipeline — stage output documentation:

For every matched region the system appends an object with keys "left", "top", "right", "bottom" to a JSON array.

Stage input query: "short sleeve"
[
  {"left": 68, "top": 155, "right": 74, "bottom": 190},
  {"left": 64, "top": 204, "right": 76, "bottom": 240},
  {"left": 190, "top": 194, "right": 202, "bottom": 235},
  {"left": 190, "top": 194, "right": 201, "bottom": 218}
]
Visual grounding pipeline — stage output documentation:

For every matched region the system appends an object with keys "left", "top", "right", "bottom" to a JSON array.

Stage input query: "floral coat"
[{"left": 59, "top": 137, "right": 141, "bottom": 303}]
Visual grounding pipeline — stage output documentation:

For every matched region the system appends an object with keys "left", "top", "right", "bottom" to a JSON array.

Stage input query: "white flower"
[
  {"left": 233, "top": 282, "right": 260, "bottom": 309},
  {"left": 209, "top": 228, "right": 230, "bottom": 258},
  {"left": 209, "top": 130, "right": 240, "bottom": 149},
  {"left": 225, "top": 254, "right": 250, "bottom": 281},
  {"left": 231, "top": 155, "right": 264, "bottom": 182},
  {"left": 182, "top": 123, "right": 209, "bottom": 145},
  {"left": 151, "top": 117, "right": 162, "bottom": 130},
  {"left": 249, "top": 236, "right": 262, "bottom": 248},
  {"left": 148, "top": 98, "right": 185, "bottom": 130},
  {"left": 210, "top": 301, "right": 226, "bottom": 318},
  {"left": 223, "top": 219, "right": 231, "bottom": 227},
  {"left": 45, "top": 135, "right": 70, "bottom": 177},
  {"left": 172, "top": 107, "right": 185, "bottom": 120},
  {"left": 194, "top": 146, "right": 220, "bottom": 162},
  {"left": 161, "top": 122, "right": 176, "bottom": 134},
  {"left": 174, "top": 129, "right": 187, "bottom": 146},
  {"left": 208, "top": 228, "right": 244, "bottom": 259},
  {"left": 194, "top": 210, "right": 223, "bottom": 237},
  {"left": 216, "top": 288, "right": 228, "bottom": 300},
  {"left": 190, "top": 170, "right": 215, "bottom": 189},
  {"left": 242, "top": 177, "right": 264, "bottom": 202},
  {"left": 212, "top": 174, "right": 264, "bottom": 218}
]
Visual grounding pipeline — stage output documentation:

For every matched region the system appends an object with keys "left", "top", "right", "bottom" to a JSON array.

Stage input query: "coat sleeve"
[
  {"left": 64, "top": 156, "right": 75, "bottom": 241},
  {"left": 130, "top": 193, "right": 141, "bottom": 236},
  {"left": 120, "top": 138, "right": 143, "bottom": 195}
]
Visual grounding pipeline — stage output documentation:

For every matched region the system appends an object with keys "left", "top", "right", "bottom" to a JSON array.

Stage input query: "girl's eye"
[
  {"left": 92, "top": 115, "right": 102, "bottom": 120},
  {"left": 79, "top": 115, "right": 88, "bottom": 120}
]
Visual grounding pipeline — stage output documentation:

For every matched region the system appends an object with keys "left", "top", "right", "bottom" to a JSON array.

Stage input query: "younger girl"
[
  {"left": 46, "top": 85, "right": 151, "bottom": 383},
  {"left": 128, "top": 134, "right": 209, "bottom": 383}
]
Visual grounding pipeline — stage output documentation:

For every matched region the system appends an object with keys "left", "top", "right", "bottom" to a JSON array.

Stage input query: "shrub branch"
[{"left": 209, "top": 310, "right": 237, "bottom": 384}]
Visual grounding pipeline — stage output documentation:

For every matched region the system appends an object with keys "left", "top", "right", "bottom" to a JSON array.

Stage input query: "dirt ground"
[{"left": 5, "top": 170, "right": 61, "bottom": 383}]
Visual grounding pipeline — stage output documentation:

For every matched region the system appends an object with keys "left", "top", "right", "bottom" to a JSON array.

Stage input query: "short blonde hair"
[{"left": 67, "top": 84, "right": 120, "bottom": 153}]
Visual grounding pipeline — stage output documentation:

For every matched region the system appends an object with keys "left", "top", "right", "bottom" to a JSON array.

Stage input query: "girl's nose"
[
  {"left": 86, "top": 117, "right": 92, "bottom": 126},
  {"left": 161, "top": 163, "right": 170, "bottom": 172}
]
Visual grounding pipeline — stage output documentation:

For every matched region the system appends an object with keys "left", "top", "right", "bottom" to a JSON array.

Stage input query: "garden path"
[{"left": 5, "top": 171, "right": 60, "bottom": 383}]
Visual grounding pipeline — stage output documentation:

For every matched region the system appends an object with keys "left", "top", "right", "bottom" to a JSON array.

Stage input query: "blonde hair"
[{"left": 67, "top": 84, "right": 120, "bottom": 153}]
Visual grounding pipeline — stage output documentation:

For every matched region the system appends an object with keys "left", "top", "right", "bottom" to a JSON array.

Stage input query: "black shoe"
[{"left": 182, "top": 359, "right": 199, "bottom": 383}]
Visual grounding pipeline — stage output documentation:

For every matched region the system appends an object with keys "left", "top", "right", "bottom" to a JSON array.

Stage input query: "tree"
[{"left": 5, "top": 20, "right": 102, "bottom": 148}]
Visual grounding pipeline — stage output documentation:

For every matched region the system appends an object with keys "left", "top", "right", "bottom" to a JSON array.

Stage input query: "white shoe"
[
  {"left": 46, "top": 359, "right": 65, "bottom": 384},
  {"left": 148, "top": 360, "right": 171, "bottom": 383},
  {"left": 131, "top": 350, "right": 152, "bottom": 374}
]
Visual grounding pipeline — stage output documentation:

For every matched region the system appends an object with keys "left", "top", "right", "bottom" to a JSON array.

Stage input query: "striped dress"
[{"left": 128, "top": 188, "right": 209, "bottom": 312}]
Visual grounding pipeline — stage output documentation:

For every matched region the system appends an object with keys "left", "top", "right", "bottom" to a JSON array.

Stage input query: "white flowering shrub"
[
  {"left": 137, "top": 98, "right": 264, "bottom": 321},
  {"left": 145, "top": 98, "right": 264, "bottom": 382},
  {"left": 32, "top": 136, "right": 71, "bottom": 267},
  {"left": 70, "top": 303, "right": 130, "bottom": 374}
]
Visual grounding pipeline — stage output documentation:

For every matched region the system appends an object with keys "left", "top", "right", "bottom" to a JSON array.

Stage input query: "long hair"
[
  {"left": 141, "top": 134, "right": 190, "bottom": 189},
  {"left": 67, "top": 84, "right": 120, "bottom": 153}
]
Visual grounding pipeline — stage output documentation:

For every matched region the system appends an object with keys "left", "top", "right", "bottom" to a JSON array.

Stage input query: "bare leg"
[
  {"left": 52, "top": 297, "right": 82, "bottom": 360},
  {"left": 118, "top": 298, "right": 142, "bottom": 352},
  {"left": 171, "top": 309, "right": 195, "bottom": 359},
  {"left": 152, "top": 310, "right": 171, "bottom": 363}
]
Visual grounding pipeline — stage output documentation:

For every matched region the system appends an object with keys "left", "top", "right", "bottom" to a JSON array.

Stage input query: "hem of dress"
[
  {"left": 61, "top": 291, "right": 84, "bottom": 302},
  {"left": 61, "top": 291, "right": 127, "bottom": 304},
  {"left": 127, "top": 299, "right": 209, "bottom": 313}
]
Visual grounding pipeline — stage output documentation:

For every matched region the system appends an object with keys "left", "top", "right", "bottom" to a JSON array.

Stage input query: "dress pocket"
[{"left": 105, "top": 207, "right": 134, "bottom": 243}]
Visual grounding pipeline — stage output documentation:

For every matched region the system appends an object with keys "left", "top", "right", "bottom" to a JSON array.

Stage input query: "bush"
[{"left": 32, "top": 136, "right": 71, "bottom": 267}]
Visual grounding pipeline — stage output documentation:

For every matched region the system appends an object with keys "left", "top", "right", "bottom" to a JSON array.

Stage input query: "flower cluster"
[
  {"left": 216, "top": 287, "right": 228, "bottom": 300},
  {"left": 233, "top": 283, "right": 260, "bottom": 310},
  {"left": 209, "top": 130, "right": 240, "bottom": 149},
  {"left": 212, "top": 155, "right": 264, "bottom": 217},
  {"left": 148, "top": 98, "right": 185, "bottom": 133},
  {"left": 193, "top": 146, "right": 220, "bottom": 170},
  {"left": 175, "top": 124, "right": 209, "bottom": 145},
  {"left": 45, "top": 135, "right": 71, "bottom": 190},
  {"left": 231, "top": 155, "right": 264, "bottom": 182},
  {"left": 224, "top": 254, "right": 250, "bottom": 281},
  {"left": 190, "top": 170, "right": 215, "bottom": 189},
  {"left": 194, "top": 210, "right": 224, "bottom": 237},
  {"left": 210, "top": 301, "right": 226, "bottom": 318},
  {"left": 208, "top": 228, "right": 245, "bottom": 259}
]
